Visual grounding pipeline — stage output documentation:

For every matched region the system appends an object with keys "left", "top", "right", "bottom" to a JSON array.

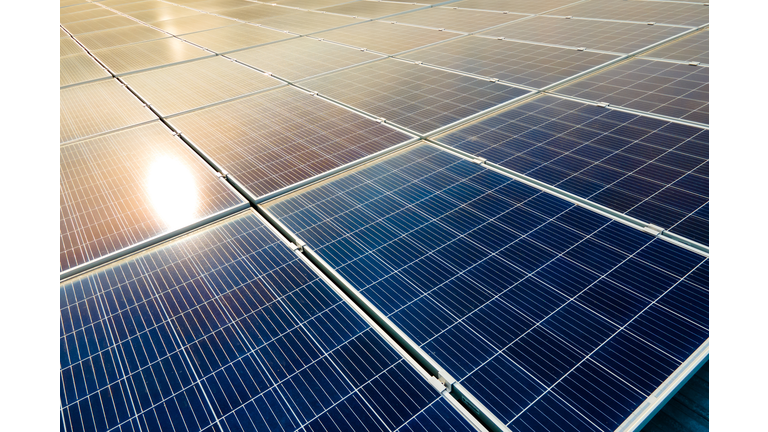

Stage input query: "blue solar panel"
[
  {"left": 265, "top": 143, "right": 709, "bottom": 431},
  {"left": 435, "top": 95, "right": 709, "bottom": 246},
  {"left": 59, "top": 210, "right": 477, "bottom": 432}
]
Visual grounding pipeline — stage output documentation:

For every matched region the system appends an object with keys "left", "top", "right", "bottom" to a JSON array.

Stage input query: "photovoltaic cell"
[
  {"left": 435, "top": 95, "right": 709, "bottom": 245},
  {"left": 258, "top": 10, "right": 366, "bottom": 34},
  {"left": 275, "top": 0, "right": 360, "bottom": 9},
  {"left": 111, "top": 0, "right": 170, "bottom": 13},
  {"left": 179, "top": 24, "right": 294, "bottom": 54},
  {"left": 230, "top": 37, "right": 383, "bottom": 82},
  {"left": 319, "top": 1, "right": 424, "bottom": 19},
  {"left": 59, "top": 121, "right": 246, "bottom": 274},
  {"left": 122, "top": 56, "right": 283, "bottom": 116},
  {"left": 299, "top": 58, "right": 531, "bottom": 135},
  {"left": 264, "top": 143, "right": 708, "bottom": 431},
  {"left": 61, "top": 37, "right": 86, "bottom": 57},
  {"left": 214, "top": 4, "right": 302, "bottom": 22},
  {"left": 480, "top": 16, "right": 688, "bottom": 54},
  {"left": 60, "top": 79, "right": 157, "bottom": 143},
  {"left": 63, "top": 15, "right": 139, "bottom": 35},
  {"left": 60, "top": 7, "right": 116, "bottom": 24},
  {"left": 186, "top": 0, "right": 255, "bottom": 13},
  {"left": 61, "top": 53, "right": 111, "bottom": 87},
  {"left": 403, "top": 36, "right": 621, "bottom": 89},
  {"left": 74, "top": 25, "right": 170, "bottom": 51},
  {"left": 126, "top": 6, "right": 202, "bottom": 22},
  {"left": 555, "top": 58, "right": 709, "bottom": 124},
  {"left": 60, "top": 210, "right": 476, "bottom": 432},
  {"left": 642, "top": 28, "right": 709, "bottom": 64},
  {"left": 388, "top": 8, "right": 528, "bottom": 33},
  {"left": 169, "top": 86, "right": 414, "bottom": 199},
  {"left": 91, "top": 37, "right": 213, "bottom": 75},
  {"left": 450, "top": 0, "right": 583, "bottom": 14},
  {"left": 315, "top": 21, "right": 459, "bottom": 55},
  {"left": 60, "top": 2, "right": 102, "bottom": 15},
  {"left": 547, "top": 0, "right": 710, "bottom": 27},
  {"left": 150, "top": 14, "right": 238, "bottom": 35}
]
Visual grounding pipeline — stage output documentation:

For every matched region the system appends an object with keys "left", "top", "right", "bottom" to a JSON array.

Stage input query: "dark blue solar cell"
[
  {"left": 634, "top": 239, "right": 706, "bottom": 278},
  {"left": 590, "top": 187, "right": 645, "bottom": 213},
  {"left": 498, "top": 238, "right": 558, "bottom": 273},
  {"left": 563, "top": 237, "right": 628, "bottom": 274},
  {"left": 532, "top": 257, "right": 601, "bottom": 298},
  {"left": 552, "top": 359, "right": 646, "bottom": 431},
  {"left": 423, "top": 322, "right": 498, "bottom": 378},
  {"left": 509, "top": 392, "right": 602, "bottom": 432},
  {"left": 627, "top": 198, "right": 690, "bottom": 228},
  {"left": 576, "top": 278, "right": 650, "bottom": 325},
  {"left": 656, "top": 280, "right": 709, "bottom": 329},
  {"left": 625, "top": 303, "right": 708, "bottom": 362},
  {"left": 527, "top": 221, "right": 586, "bottom": 254}
]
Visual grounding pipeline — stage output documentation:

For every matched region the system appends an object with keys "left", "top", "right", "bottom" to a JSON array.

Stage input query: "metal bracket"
[
  {"left": 565, "top": 16, "right": 572, "bottom": 19},
  {"left": 265, "top": 71, "right": 272, "bottom": 76},
  {"left": 317, "top": 38, "right": 324, "bottom": 41},
  {"left": 377, "top": 118, "right": 386, "bottom": 124},
  {"left": 391, "top": 21, "right": 397, "bottom": 24},
  {"left": 576, "top": 47, "right": 586, "bottom": 51},
  {"left": 414, "top": 61, "right": 423, "bottom": 65},
  {"left": 688, "top": 61, "right": 701, "bottom": 66},
  {"left": 488, "top": 78, "right": 499, "bottom": 83},
  {"left": 216, "top": 171, "right": 229, "bottom": 179},
  {"left": 438, "top": 28, "right": 445, "bottom": 31},
  {"left": 310, "top": 91, "right": 318, "bottom": 96},
  {"left": 289, "top": 239, "right": 307, "bottom": 253},
  {"left": 360, "top": 47, "right": 367, "bottom": 51},
  {"left": 648, "top": 22, "right": 656, "bottom": 25},
  {"left": 502, "top": 11, "right": 509, "bottom": 14},
  {"left": 497, "top": 36, "right": 505, "bottom": 40},
  {"left": 642, "top": 224, "right": 665, "bottom": 236},
  {"left": 472, "top": 157, "right": 487, "bottom": 165},
  {"left": 172, "top": 131, "right": 182, "bottom": 137},
  {"left": 596, "top": 102, "right": 610, "bottom": 108}
]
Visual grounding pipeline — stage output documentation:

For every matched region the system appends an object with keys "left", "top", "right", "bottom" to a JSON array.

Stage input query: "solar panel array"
[{"left": 61, "top": 1, "right": 709, "bottom": 432}]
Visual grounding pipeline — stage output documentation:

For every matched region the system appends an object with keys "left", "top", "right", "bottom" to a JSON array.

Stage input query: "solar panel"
[
  {"left": 215, "top": 4, "right": 303, "bottom": 22},
  {"left": 403, "top": 36, "right": 621, "bottom": 89},
  {"left": 74, "top": 25, "right": 169, "bottom": 51},
  {"left": 275, "top": 0, "right": 361, "bottom": 9},
  {"left": 319, "top": 1, "right": 424, "bottom": 19},
  {"left": 188, "top": 0, "right": 256, "bottom": 12},
  {"left": 555, "top": 58, "right": 709, "bottom": 124},
  {"left": 59, "top": 210, "right": 478, "bottom": 432},
  {"left": 299, "top": 58, "right": 532, "bottom": 135},
  {"left": 61, "top": 28, "right": 69, "bottom": 38},
  {"left": 61, "top": 36, "right": 85, "bottom": 57},
  {"left": 547, "top": 0, "right": 710, "bottom": 27},
  {"left": 122, "top": 56, "right": 283, "bottom": 116},
  {"left": 168, "top": 86, "right": 415, "bottom": 200},
  {"left": 263, "top": 142, "right": 708, "bottom": 432},
  {"left": 111, "top": 0, "right": 170, "bottom": 13},
  {"left": 435, "top": 95, "right": 709, "bottom": 245},
  {"left": 126, "top": 6, "right": 202, "bottom": 22},
  {"left": 450, "top": 0, "right": 584, "bottom": 14},
  {"left": 61, "top": 53, "right": 111, "bottom": 87},
  {"left": 90, "top": 37, "right": 213, "bottom": 75},
  {"left": 229, "top": 37, "right": 384, "bottom": 82},
  {"left": 60, "top": 7, "right": 116, "bottom": 24},
  {"left": 387, "top": 8, "right": 527, "bottom": 33},
  {"left": 180, "top": 23, "right": 294, "bottom": 54},
  {"left": 642, "top": 28, "right": 709, "bottom": 64},
  {"left": 63, "top": 15, "right": 138, "bottom": 35},
  {"left": 150, "top": 14, "right": 239, "bottom": 35},
  {"left": 60, "top": 2, "right": 102, "bottom": 15},
  {"left": 314, "top": 21, "right": 460, "bottom": 55},
  {"left": 479, "top": 16, "right": 689, "bottom": 54},
  {"left": 59, "top": 121, "right": 247, "bottom": 275},
  {"left": 258, "top": 10, "right": 366, "bottom": 35},
  {"left": 60, "top": 79, "right": 157, "bottom": 143}
]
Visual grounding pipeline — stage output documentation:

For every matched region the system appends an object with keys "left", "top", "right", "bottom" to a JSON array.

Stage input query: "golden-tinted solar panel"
[
  {"left": 63, "top": 15, "right": 138, "bottom": 35},
  {"left": 60, "top": 28, "right": 69, "bottom": 38},
  {"left": 216, "top": 4, "right": 302, "bottom": 22},
  {"left": 319, "top": 1, "right": 424, "bottom": 19},
  {"left": 643, "top": 28, "right": 709, "bottom": 64},
  {"left": 275, "top": 0, "right": 359, "bottom": 9},
  {"left": 60, "top": 3, "right": 102, "bottom": 15},
  {"left": 404, "top": 36, "right": 621, "bottom": 89},
  {"left": 180, "top": 23, "right": 294, "bottom": 53},
  {"left": 122, "top": 56, "right": 283, "bottom": 115},
  {"left": 75, "top": 24, "right": 169, "bottom": 51},
  {"left": 111, "top": 0, "right": 170, "bottom": 12},
  {"left": 186, "top": 0, "right": 255, "bottom": 12},
  {"left": 60, "top": 7, "right": 116, "bottom": 24},
  {"left": 300, "top": 58, "right": 532, "bottom": 135},
  {"left": 60, "top": 37, "right": 84, "bottom": 57},
  {"left": 127, "top": 6, "right": 202, "bottom": 22},
  {"left": 555, "top": 58, "right": 709, "bottom": 124},
  {"left": 451, "top": 0, "right": 582, "bottom": 14},
  {"left": 389, "top": 8, "right": 528, "bottom": 33},
  {"left": 60, "top": 121, "right": 247, "bottom": 275},
  {"left": 91, "top": 37, "right": 213, "bottom": 75},
  {"left": 386, "top": 0, "right": 448, "bottom": 3},
  {"left": 61, "top": 0, "right": 89, "bottom": 8},
  {"left": 548, "top": 0, "right": 709, "bottom": 27},
  {"left": 480, "top": 16, "right": 688, "bottom": 54},
  {"left": 61, "top": 53, "right": 111, "bottom": 87},
  {"left": 315, "top": 21, "right": 458, "bottom": 55},
  {"left": 169, "top": 86, "right": 413, "bottom": 199},
  {"left": 150, "top": 13, "right": 238, "bottom": 35},
  {"left": 60, "top": 79, "right": 156, "bottom": 143},
  {"left": 258, "top": 10, "right": 365, "bottom": 34},
  {"left": 230, "top": 37, "right": 383, "bottom": 81}
]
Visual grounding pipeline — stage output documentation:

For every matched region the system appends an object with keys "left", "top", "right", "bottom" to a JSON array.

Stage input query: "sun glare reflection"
[{"left": 147, "top": 156, "right": 198, "bottom": 228}]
